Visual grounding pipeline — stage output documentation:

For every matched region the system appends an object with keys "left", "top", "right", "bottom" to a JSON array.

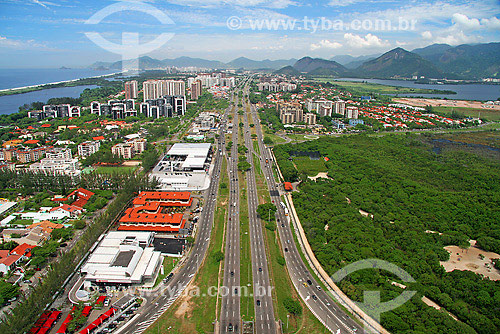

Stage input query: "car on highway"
[
  {"left": 284, "top": 247, "right": 288, "bottom": 252},
  {"left": 312, "top": 295, "right": 318, "bottom": 300},
  {"left": 256, "top": 300, "right": 261, "bottom": 306},
  {"left": 316, "top": 286, "right": 322, "bottom": 290},
  {"left": 228, "top": 323, "right": 233, "bottom": 332},
  {"left": 230, "top": 271, "right": 234, "bottom": 277},
  {"left": 303, "top": 282, "right": 308, "bottom": 287},
  {"left": 258, "top": 267, "right": 262, "bottom": 272},
  {"left": 307, "top": 279, "right": 313, "bottom": 285}
]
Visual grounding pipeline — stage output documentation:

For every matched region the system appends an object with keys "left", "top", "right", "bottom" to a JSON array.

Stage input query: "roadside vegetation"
[{"left": 275, "top": 132, "right": 500, "bottom": 334}]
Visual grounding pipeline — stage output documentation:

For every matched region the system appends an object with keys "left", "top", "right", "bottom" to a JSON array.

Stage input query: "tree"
[
  {"left": 283, "top": 297, "right": 302, "bottom": 315},
  {"left": 0, "top": 281, "right": 18, "bottom": 305},
  {"left": 257, "top": 203, "right": 277, "bottom": 222},
  {"left": 212, "top": 251, "right": 224, "bottom": 262}
]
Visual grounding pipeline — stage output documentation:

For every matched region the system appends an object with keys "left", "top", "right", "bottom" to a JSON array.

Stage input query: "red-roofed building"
[
  {"left": 10, "top": 243, "right": 36, "bottom": 259},
  {"left": 41, "top": 124, "right": 51, "bottom": 128},
  {"left": 0, "top": 254, "right": 22, "bottom": 274},
  {"left": 52, "top": 188, "right": 95, "bottom": 208},
  {"left": 50, "top": 204, "right": 82, "bottom": 217},
  {"left": 92, "top": 136, "right": 105, "bottom": 141},
  {"left": 283, "top": 182, "right": 293, "bottom": 191},
  {"left": 24, "top": 139, "right": 39, "bottom": 145},
  {"left": 133, "top": 191, "right": 192, "bottom": 207}
]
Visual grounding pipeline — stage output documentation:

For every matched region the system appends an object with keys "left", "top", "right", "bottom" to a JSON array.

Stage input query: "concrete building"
[
  {"left": 335, "top": 100, "right": 346, "bottom": 116},
  {"left": 90, "top": 100, "right": 136, "bottom": 119},
  {"left": 124, "top": 80, "right": 138, "bottom": 100},
  {"left": 304, "top": 113, "right": 317, "bottom": 125},
  {"left": 80, "top": 231, "right": 162, "bottom": 285},
  {"left": 143, "top": 80, "right": 185, "bottom": 101},
  {"left": 78, "top": 141, "right": 101, "bottom": 157},
  {"left": 346, "top": 106, "right": 359, "bottom": 119},
  {"left": 151, "top": 143, "right": 213, "bottom": 191},
  {"left": 306, "top": 98, "right": 333, "bottom": 117},
  {"left": 28, "top": 105, "right": 81, "bottom": 120},
  {"left": 45, "top": 148, "right": 72, "bottom": 160},
  {"left": 111, "top": 139, "right": 146, "bottom": 159},
  {"left": 30, "top": 157, "right": 80, "bottom": 177},
  {"left": 140, "top": 95, "right": 186, "bottom": 118},
  {"left": 277, "top": 101, "right": 303, "bottom": 124},
  {"left": 190, "top": 80, "right": 202, "bottom": 100}
]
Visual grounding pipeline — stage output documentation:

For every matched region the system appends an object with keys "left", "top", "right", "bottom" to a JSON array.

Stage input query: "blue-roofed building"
[
  {"left": 331, "top": 120, "right": 346, "bottom": 129},
  {"left": 349, "top": 119, "right": 365, "bottom": 126}
]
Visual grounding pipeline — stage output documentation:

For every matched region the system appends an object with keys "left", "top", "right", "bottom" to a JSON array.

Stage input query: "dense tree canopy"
[{"left": 277, "top": 133, "right": 500, "bottom": 334}]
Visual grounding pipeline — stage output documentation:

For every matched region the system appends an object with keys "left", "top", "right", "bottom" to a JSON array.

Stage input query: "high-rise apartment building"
[
  {"left": 346, "top": 106, "right": 359, "bottom": 119},
  {"left": 191, "top": 80, "right": 202, "bottom": 100},
  {"left": 143, "top": 80, "right": 185, "bottom": 101},
  {"left": 124, "top": 80, "right": 138, "bottom": 99},
  {"left": 335, "top": 101, "right": 346, "bottom": 116},
  {"left": 276, "top": 101, "right": 303, "bottom": 124}
]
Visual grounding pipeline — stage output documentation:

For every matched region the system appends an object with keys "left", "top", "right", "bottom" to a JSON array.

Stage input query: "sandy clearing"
[
  {"left": 308, "top": 172, "right": 330, "bottom": 181},
  {"left": 394, "top": 98, "right": 500, "bottom": 111},
  {"left": 440, "top": 240, "right": 500, "bottom": 281}
]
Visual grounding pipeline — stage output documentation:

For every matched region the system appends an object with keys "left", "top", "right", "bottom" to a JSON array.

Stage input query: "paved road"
[
  {"left": 250, "top": 103, "right": 364, "bottom": 334},
  {"left": 241, "top": 86, "right": 277, "bottom": 334},
  {"left": 123, "top": 91, "right": 232, "bottom": 334},
  {"left": 220, "top": 90, "right": 242, "bottom": 334}
]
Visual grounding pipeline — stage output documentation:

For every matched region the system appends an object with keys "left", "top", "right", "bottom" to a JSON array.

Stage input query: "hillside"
[
  {"left": 354, "top": 47, "right": 446, "bottom": 78},
  {"left": 274, "top": 65, "right": 300, "bottom": 76},
  {"left": 414, "top": 43, "right": 500, "bottom": 79},
  {"left": 293, "top": 57, "right": 347, "bottom": 75}
]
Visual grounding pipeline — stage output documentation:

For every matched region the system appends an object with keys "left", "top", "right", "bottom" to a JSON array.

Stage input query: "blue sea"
[{"left": 0, "top": 68, "right": 116, "bottom": 115}]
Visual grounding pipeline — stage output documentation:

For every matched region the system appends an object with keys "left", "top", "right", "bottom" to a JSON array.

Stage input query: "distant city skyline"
[{"left": 0, "top": 0, "right": 499, "bottom": 68}]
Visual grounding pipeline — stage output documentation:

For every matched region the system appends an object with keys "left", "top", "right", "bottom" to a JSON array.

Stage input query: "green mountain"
[
  {"left": 293, "top": 57, "right": 347, "bottom": 75},
  {"left": 413, "top": 43, "right": 500, "bottom": 79},
  {"left": 228, "top": 57, "right": 296, "bottom": 70},
  {"left": 354, "top": 47, "right": 446, "bottom": 78},
  {"left": 274, "top": 65, "right": 300, "bottom": 76}
]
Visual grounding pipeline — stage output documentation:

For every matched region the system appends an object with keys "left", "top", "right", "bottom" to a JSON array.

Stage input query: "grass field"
[
  {"left": 312, "top": 78, "right": 455, "bottom": 95},
  {"left": 292, "top": 156, "right": 328, "bottom": 176},
  {"left": 145, "top": 157, "right": 229, "bottom": 334},
  {"left": 94, "top": 166, "right": 137, "bottom": 174},
  {"left": 432, "top": 106, "right": 500, "bottom": 121},
  {"left": 154, "top": 257, "right": 178, "bottom": 287}
]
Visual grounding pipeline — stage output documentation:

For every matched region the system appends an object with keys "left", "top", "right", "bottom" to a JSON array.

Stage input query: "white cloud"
[
  {"left": 344, "top": 33, "right": 389, "bottom": 48},
  {"left": 452, "top": 13, "right": 481, "bottom": 30},
  {"left": 421, "top": 31, "right": 433, "bottom": 39},
  {"left": 328, "top": 0, "right": 363, "bottom": 7},
  {"left": 165, "top": 0, "right": 295, "bottom": 9},
  {"left": 310, "top": 39, "right": 342, "bottom": 50},
  {"left": 481, "top": 16, "right": 500, "bottom": 30},
  {"left": 433, "top": 31, "right": 481, "bottom": 45},
  {"left": 0, "top": 35, "right": 53, "bottom": 50}
]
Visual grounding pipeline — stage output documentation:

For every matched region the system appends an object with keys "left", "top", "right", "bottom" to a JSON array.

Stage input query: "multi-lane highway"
[
  {"left": 241, "top": 87, "right": 277, "bottom": 334},
  {"left": 250, "top": 101, "right": 364, "bottom": 334},
  {"left": 122, "top": 89, "right": 233, "bottom": 334},
  {"left": 220, "top": 91, "right": 242, "bottom": 333}
]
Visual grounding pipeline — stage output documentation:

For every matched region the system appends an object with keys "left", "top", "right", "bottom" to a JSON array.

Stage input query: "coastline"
[{"left": 0, "top": 71, "right": 123, "bottom": 95}]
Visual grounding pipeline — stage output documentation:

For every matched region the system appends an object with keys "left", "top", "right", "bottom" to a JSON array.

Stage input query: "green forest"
[{"left": 275, "top": 132, "right": 500, "bottom": 334}]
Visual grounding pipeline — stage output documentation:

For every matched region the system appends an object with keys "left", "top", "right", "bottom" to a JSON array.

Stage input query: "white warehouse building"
[{"left": 81, "top": 231, "right": 162, "bottom": 285}]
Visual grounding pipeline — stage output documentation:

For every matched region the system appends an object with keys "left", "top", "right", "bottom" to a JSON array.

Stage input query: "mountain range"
[
  {"left": 90, "top": 42, "right": 500, "bottom": 79},
  {"left": 279, "top": 43, "right": 500, "bottom": 79}
]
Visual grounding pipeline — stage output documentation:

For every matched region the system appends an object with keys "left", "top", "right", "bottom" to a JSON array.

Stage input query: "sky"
[{"left": 0, "top": 0, "right": 499, "bottom": 68}]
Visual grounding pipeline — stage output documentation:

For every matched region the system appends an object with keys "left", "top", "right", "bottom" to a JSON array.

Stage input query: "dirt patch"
[
  {"left": 440, "top": 240, "right": 500, "bottom": 281},
  {"left": 122, "top": 160, "right": 141, "bottom": 166},
  {"left": 307, "top": 172, "right": 329, "bottom": 181},
  {"left": 174, "top": 292, "right": 193, "bottom": 318}
]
